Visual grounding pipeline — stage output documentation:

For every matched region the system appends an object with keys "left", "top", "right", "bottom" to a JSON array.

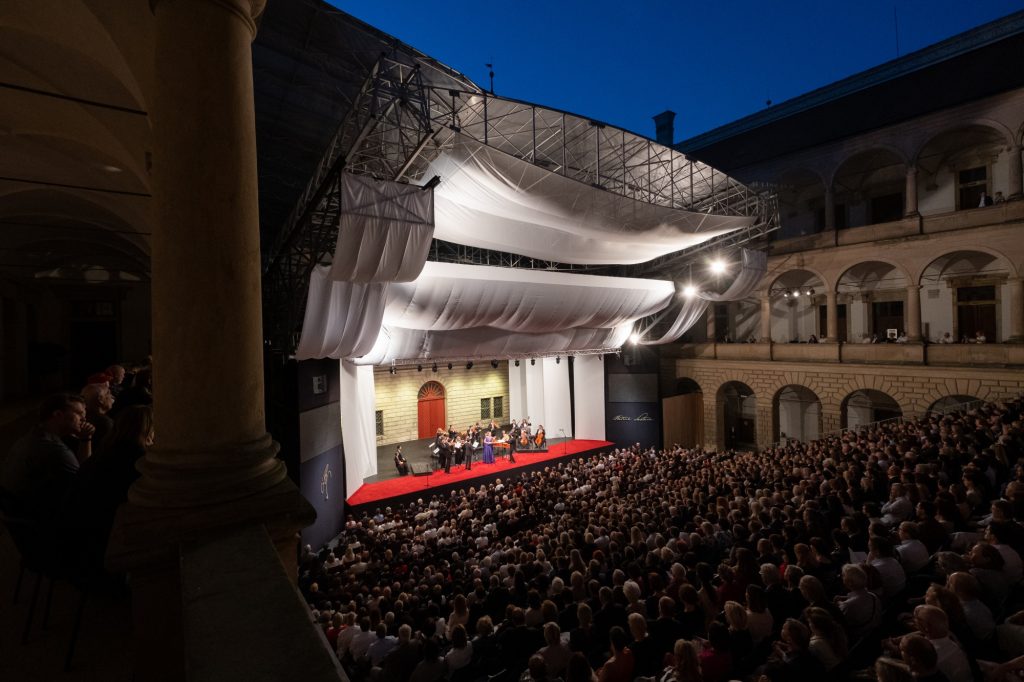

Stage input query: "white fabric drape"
[
  {"left": 353, "top": 323, "right": 634, "bottom": 365},
  {"left": 426, "top": 136, "right": 751, "bottom": 265},
  {"left": 642, "top": 249, "right": 767, "bottom": 345},
  {"left": 339, "top": 360, "right": 378, "bottom": 498},
  {"left": 383, "top": 262, "right": 674, "bottom": 332},
  {"left": 296, "top": 266, "right": 387, "bottom": 359},
  {"left": 330, "top": 173, "right": 434, "bottom": 282},
  {"left": 297, "top": 261, "right": 673, "bottom": 362}
]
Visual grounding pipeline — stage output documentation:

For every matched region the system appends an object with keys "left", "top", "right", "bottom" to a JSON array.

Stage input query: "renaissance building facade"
[{"left": 661, "top": 13, "right": 1024, "bottom": 452}]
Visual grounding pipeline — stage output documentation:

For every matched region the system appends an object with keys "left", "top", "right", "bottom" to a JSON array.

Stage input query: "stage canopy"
[
  {"left": 425, "top": 136, "right": 751, "bottom": 265},
  {"left": 297, "top": 261, "right": 674, "bottom": 362}
]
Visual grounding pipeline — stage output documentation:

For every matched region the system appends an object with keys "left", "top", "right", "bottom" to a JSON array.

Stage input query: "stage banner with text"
[{"left": 605, "top": 402, "right": 661, "bottom": 449}]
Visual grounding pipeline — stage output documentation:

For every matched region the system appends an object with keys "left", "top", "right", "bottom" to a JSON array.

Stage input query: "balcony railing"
[
  {"left": 770, "top": 200, "right": 1024, "bottom": 255},
  {"left": 669, "top": 341, "right": 1024, "bottom": 367}
]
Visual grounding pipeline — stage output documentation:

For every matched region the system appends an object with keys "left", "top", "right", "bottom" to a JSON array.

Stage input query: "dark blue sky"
[{"left": 332, "top": 0, "right": 1023, "bottom": 141}]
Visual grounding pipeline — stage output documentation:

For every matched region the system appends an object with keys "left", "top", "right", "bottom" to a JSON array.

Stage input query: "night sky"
[{"left": 330, "top": 0, "right": 1024, "bottom": 141}]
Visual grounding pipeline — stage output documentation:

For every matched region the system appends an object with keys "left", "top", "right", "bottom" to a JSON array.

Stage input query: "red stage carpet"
[{"left": 346, "top": 439, "right": 613, "bottom": 506}]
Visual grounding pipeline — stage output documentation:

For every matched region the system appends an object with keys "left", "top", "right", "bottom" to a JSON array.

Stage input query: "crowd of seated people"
[
  {"left": 0, "top": 360, "right": 155, "bottom": 575},
  {"left": 300, "top": 395, "right": 1024, "bottom": 682}
]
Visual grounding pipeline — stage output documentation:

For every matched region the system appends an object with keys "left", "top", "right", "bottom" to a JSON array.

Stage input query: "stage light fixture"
[
  {"left": 682, "top": 284, "right": 697, "bottom": 298},
  {"left": 432, "top": 363, "right": 438, "bottom": 372},
  {"left": 556, "top": 356, "right": 560, "bottom": 364},
  {"left": 491, "top": 360, "right": 499, "bottom": 368},
  {"left": 805, "top": 287, "right": 815, "bottom": 296},
  {"left": 417, "top": 364, "right": 423, "bottom": 372},
  {"left": 709, "top": 258, "right": 727, "bottom": 275},
  {"left": 782, "top": 290, "right": 791, "bottom": 298},
  {"left": 514, "top": 359, "right": 520, "bottom": 367},
  {"left": 466, "top": 361, "right": 473, "bottom": 370},
  {"left": 629, "top": 333, "right": 640, "bottom": 345},
  {"left": 447, "top": 362, "right": 453, "bottom": 370},
  {"left": 791, "top": 289, "right": 800, "bottom": 297},
  {"left": 389, "top": 365, "right": 396, "bottom": 375},
  {"left": 530, "top": 358, "right": 536, "bottom": 366}
]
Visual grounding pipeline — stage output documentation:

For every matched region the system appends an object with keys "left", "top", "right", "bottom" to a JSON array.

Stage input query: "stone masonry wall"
[
  {"left": 373, "top": 363, "right": 510, "bottom": 445},
  {"left": 666, "top": 358, "right": 1024, "bottom": 451}
]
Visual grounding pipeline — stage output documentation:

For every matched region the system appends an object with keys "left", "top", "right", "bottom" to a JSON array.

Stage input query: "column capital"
[{"left": 151, "top": 0, "right": 267, "bottom": 36}]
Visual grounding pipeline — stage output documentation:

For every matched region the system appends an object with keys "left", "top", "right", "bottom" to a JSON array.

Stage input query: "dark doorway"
[
  {"left": 956, "top": 285, "right": 997, "bottom": 342},
  {"left": 871, "top": 300, "right": 904, "bottom": 338},
  {"left": 68, "top": 319, "right": 117, "bottom": 388}
]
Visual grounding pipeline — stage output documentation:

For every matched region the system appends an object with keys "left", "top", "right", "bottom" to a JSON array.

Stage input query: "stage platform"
[{"left": 346, "top": 438, "right": 613, "bottom": 509}]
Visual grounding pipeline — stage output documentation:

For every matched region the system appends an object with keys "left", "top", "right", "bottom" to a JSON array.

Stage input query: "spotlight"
[
  {"left": 782, "top": 290, "right": 791, "bottom": 298},
  {"left": 682, "top": 284, "right": 697, "bottom": 298},
  {"left": 417, "top": 364, "right": 423, "bottom": 372},
  {"left": 556, "top": 356, "right": 561, "bottom": 364},
  {"left": 709, "top": 258, "right": 727, "bottom": 275},
  {"left": 791, "top": 289, "right": 800, "bottom": 297},
  {"left": 629, "top": 333, "right": 640, "bottom": 345},
  {"left": 806, "top": 287, "right": 815, "bottom": 296},
  {"left": 389, "top": 365, "right": 396, "bottom": 375},
  {"left": 530, "top": 358, "right": 536, "bottom": 366},
  {"left": 466, "top": 361, "right": 473, "bottom": 370},
  {"left": 491, "top": 360, "right": 499, "bottom": 369},
  {"left": 514, "top": 359, "right": 520, "bottom": 367},
  {"left": 447, "top": 362, "right": 453, "bottom": 370},
  {"left": 432, "top": 363, "right": 438, "bottom": 372}
]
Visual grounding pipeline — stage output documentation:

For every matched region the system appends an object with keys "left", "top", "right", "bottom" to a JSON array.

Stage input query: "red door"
[{"left": 417, "top": 381, "right": 446, "bottom": 438}]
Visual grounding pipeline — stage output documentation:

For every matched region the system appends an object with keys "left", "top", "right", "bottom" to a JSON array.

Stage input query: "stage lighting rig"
[
  {"left": 491, "top": 360, "right": 499, "bottom": 368},
  {"left": 417, "top": 364, "right": 423, "bottom": 372},
  {"left": 447, "top": 362, "right": 453, "bottom": 370},
  {"left": 514, "top": 359, "right": 520, "bottom": 367},
  {"left": 432, "top": 363, "right": 438, "bottom": 372},
  {"left": 466, "top": 361, "right": 473, "bottom": 370}
]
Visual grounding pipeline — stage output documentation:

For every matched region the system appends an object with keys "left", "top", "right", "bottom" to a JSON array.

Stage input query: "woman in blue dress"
[{"left": 482, "top": 430, "right": 494, "bottom": 464}]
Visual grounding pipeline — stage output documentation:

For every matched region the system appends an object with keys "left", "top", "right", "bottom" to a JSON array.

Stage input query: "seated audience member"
[
  {"left": 761, "top": 618, "right": 826, "bottom": 682},
  {"left": 409, "top": 637, "right": 445, "bottom": 682},
  {"left": 836, "top": 564, "right": 880, "bottom": 637},
  {"left": 805, "top": 607, "right": 847, "bottom": 672},
  {"left": 885, "top": 606, "right": 971, "bottom": 682},
  {"left": 597, "top": 626, "right": 634, "bottom": 682},
  {"left": 898, "top": 634, "right": 947, "bottom": 682},
  {"left": 110, "top": 367, "right": 152, "bottom": 417},
  {"left": 367, "top": 622, "right": 398, "bottom": 667},
  {"left": 626, "top": 613, "right": 660, "bottom": 678},
  {"left": 444, "top": 623, "right": 472, "bottom": 677},
  {"left": 698, "top": 623, "right": 732, "bottom": 682},
  {"left": 946, "top": 572, "right": 994, "bottom": 643},
  {"left": 565, "top": 653, "right": 597, "bottom": 682},
  {"left": 660, "top": 639, "right": 701, "bottom": 682},
  {"left": 0, "top": 393, "right": 95, "bottom": 519},
  {"left": 380, "top": 624, "right": 419, "bottom": 682},
  {"left": 539, "top": 621, "right": 572, "bottom": 679},
  {"left": 81, "top": 382, "right": 116, "bottom": 446}
]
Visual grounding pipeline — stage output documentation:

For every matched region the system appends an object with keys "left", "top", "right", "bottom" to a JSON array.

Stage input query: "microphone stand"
[{"left": 559, "top": 428, "right": 567, "bottom": 455}]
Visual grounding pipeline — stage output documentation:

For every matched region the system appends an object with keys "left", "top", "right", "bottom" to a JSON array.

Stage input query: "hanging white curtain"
[
  {"left": 641, "top": 249, "right": 767, "bottom": 345},
  {"left": 296, "top": 266, "right": 387, "bottom": 359},
  {"left": 425, "top": 135, "right": 751, "bottom": 265},
  {"left": 329, "top": 173, "right": 434, "bottom": 283}
]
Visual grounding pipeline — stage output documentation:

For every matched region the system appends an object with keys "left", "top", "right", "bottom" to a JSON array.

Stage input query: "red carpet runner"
[{"left": 346, "top": 439, "right": 613, "bottom": 506}]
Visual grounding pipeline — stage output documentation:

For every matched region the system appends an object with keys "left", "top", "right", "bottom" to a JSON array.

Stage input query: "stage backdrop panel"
[
  {"left": 340, "top": 360, "right": 378, "bottom": 498},
  {"left": 606, "top": 402, "right": 662, "bottom": 449},
  {"left": 299, "top": 445, "right": 345, "bottom": 550},
  {"left": 573, "top": 355, "right": 605, "bottom": 441},
  {"left": 292, "top": 358, "right": 346, "bottom": 549},
  {"left": 541, "top": 357, "right": 572, "bottom": 440}
]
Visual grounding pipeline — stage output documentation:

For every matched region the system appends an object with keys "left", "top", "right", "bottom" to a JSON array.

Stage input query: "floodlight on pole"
[{"left": 709, "top": 258, "right": 727, "bottom": 275}]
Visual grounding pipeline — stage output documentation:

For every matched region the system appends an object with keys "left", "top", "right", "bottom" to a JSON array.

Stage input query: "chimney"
[{"left": 653, "top": 110, "right": 676, "bottom": 146}]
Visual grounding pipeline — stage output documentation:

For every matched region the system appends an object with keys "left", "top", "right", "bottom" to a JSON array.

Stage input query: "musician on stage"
[
  {"left": 394, "top": 446, "right": 409, "bottom": 476},
  {"left": 440, "top": 436, "right": 452, "bottom": 474},
  {"left": 482, "top": 430, "right": 494, "bottom": 464}
]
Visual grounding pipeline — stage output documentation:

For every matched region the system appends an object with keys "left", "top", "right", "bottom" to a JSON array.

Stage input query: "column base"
[
  {"left": 1007, "top": 336, "right": 1024, "bottom": 344},
  {"left": 106, "top": 478, "right": 316, "bottom": 682}
]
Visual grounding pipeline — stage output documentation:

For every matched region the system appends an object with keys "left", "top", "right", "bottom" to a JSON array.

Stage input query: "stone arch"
[
  {"left": 918, "top": 380, "right": 996, "bottom": 416},
  {"left": 912, "top": 119, "right": 1015, "bottom": 165},
  {"left": 715, "top": 380, "right": 756, "bottom": 451},
  {"left": 771, "top": 384, "right": 822, "bottom": 444},
  {"left": 835, "top": 258, "right": 913, "bottom": 290},
  {"left": 830, "top": 147, "right": 909, "bottom": 227},
  {"left": 840, "top": 386, "right": 904, "bottom": 429},
  {"left": 775, "top": 167, "right": 828, "bottom": 237},
  {"left": 767, "top": 265, "right": 832, "bottom": 294},
  {"left": 674, "top": 377, "right": 702, "bottom": 395},
  {"left": 927, "top": 394, "right": 983, "bottom": 414},
  {"left": 915, "top": 247, "right": 1018, "bottom": 285}
]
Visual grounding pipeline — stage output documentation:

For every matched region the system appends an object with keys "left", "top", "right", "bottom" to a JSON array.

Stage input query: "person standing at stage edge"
[{"left": 441, "top": 436, "right": 452, "bottom": 474}]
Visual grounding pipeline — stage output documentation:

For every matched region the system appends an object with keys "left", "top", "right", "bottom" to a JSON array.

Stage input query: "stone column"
[
  {"left": 905, "top": 284, "right": 922, "bottom": 342},
  {"left": 1008, "top": 277, "right": 1024, "bottom": 343},
  {"left": 824, "top": 185, "right": 835, "bottom": 231},
  {"left": 706, "top": 305, "right": 716, "bottom": 342},
  {"left": 760, "top": 295, "right": 772, "bottom": 342},
  {"left": 904, "top": 165, "right": 919, "bottom": 216},
  {"left": 1009, "top": 145, "right": 1023, "bottom": 201},
  {"left": 826, "top": 289, "right": 839, "bottom": 342},
  {"left": 108, "top": 1, "right": 314, "bottom": 678}
]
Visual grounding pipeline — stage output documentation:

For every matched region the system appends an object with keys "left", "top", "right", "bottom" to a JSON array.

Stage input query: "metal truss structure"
[{"left": 263, "top": 48, "right": 779, "bottom": 354}]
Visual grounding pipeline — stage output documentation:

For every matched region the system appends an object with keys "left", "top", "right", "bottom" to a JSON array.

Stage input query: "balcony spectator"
[
  {"left": 979, "top": 191, "right": 994, "bottom": 207},
  {"left": 974, "top": 331, "right": 987, "bottom": 344},
  {"left": 939, "top": 332, "right": 954, "bottom": 344},
  {"left": 994, "top": 191, "right": 1006, "bottom": 204},
  {"left": 807, "top": 334, "right": 819, "bottom": 344}
]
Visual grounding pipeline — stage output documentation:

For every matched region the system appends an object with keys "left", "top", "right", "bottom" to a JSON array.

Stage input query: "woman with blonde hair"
[{"left": 659, "top": 639, "right": 702, "bottom": 682}]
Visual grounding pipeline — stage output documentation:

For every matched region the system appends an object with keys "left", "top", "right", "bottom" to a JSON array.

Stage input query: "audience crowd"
[
  {"left": 0, "top": 360, "right": 155, "bottom": 573},
  {"left": 301, "top": 396, "right": 1024, "bottom": 682}
]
